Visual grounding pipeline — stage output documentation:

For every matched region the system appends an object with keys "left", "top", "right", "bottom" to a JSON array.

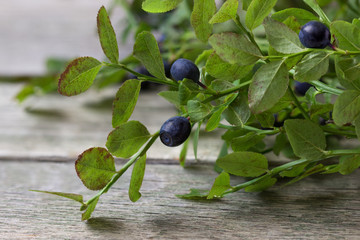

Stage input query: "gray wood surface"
[
  {"left": 0, "top": 0, "right": 131, "bottom": 76},
  {"left": 0, "top": 82, "right": 223, "bottom": 162},
  {"left": 1, "top": 81, "right": 360, "bottom": 239},
  {"left": 1, "top": 160, "right": 359, "bottom": 239}
]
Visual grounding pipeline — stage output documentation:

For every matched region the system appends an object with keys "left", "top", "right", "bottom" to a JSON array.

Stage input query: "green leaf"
[
  {"left": 255, "top": 112, "right": 275, "bottom": 128},
  {"left": 245, "top": 0, "right": 277, "bottom": 30},
  {"left": 353, "top": 19, "right": 360, "bottom": 29},
  {"left": 82, "top": 197, "right": 99, "bottom": 221},
  {"left": 242, "top": 0, "right": 252, "bottom": 10},
  {"left": 209, "top": 32, "right": 262, "bottom": 65},
  {"left": 112, "top": 80, "right": 141, "bottom": 128},
  {"left": 209, "top": 0, "right": 239, "bottom": 24},
  {"left": 271, "top": 8, "right": 318, "bottom": 25},
  {"left": 58, "top": 57, "right": 103, "bottom": 96},
  {"left": 191, "top": 0, "right": 216, "bottom": 42},
  {"left": 216, "top": 152, "right": 268, "bottom": 177},
  {"left": 210, "top": 80, "right": 235, "bottom": 93},
  {"left": 207, "top": 172, "right": 231, "bottom": 199},
  {"left": 106, "top": 121, "right": 151, "bottom": 158},
  {"left": 273, "top": 132, "right": 288, "bottom": 156},
  {"left": 75, "top": 147, "right": 116, "bottom": 190},
  {"left": 249, "top": 60, "right": 289, "bottom": 114},
  {"left": 302, "top": 0, "right": 331, "bottom": 26},
  {"left": 223, "top": 93, "right": 251, "bottom": 126},
  {"left": 335, "top": 56, "right": 360, "bottom": 91},
  {"left": 339, "top": 154, "right": 360, "bottom": 175},
  {"left": 158, "top": 91, "right": 181, "bottom": 110},
  {"left": 333, "top": 90, "right": 360, "bottom": 126},
  {"left": 263, "top": 17, "right": 304, "bottom": 54},
  {"left": 205, "top": 52, "right": 253, "bottom": 81},
  {"left": 187, "top": 100, "right": 212, "bottom": 122},
  {"left": 231, "top": 132, "right": 265, "bottom": 152},
  {"left": 294, "top": 52, "right": 331, "bottom": 82},
  {"left": 129, "top": 154, "right": 147, "bottom": 202},
  {"left": 195, "top": 49, "right": 214, "bottom": 65},
  {"left": 133, "top": 31, "right": 166, "bottom": 80},
  {"left": 97, "top": 6, "right": 119, "bottom": 64},
  {"left": 179, "top": 79, "right": 201, "bottom": 105},
  {"left": 284, "top": 119, "right": 327, "bottom": 160},
  {"left": 206, "top": 106, "right": 226, "bottom": 132},
  {"left": 244, "top": 176, "right": 277, "bottom": 192},
  {"left": 309, "top": 103, "right": 333, "bottom": 120},
  {"left": 142, "top": 0, "right": 183, "bottom": 13},
  {"left": 16, "top": 85, "right": 35, "bottom": 103},
  {"left": 30, "top": 190, "right": 84, "bottom": 204},
  {"left": 176, "top": 189, "right": 209, "bottom": 200}
]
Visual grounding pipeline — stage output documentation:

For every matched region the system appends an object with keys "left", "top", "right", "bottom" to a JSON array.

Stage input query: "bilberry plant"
[{"left": 33, "top": 0, "right": 360, "bottom": 221}]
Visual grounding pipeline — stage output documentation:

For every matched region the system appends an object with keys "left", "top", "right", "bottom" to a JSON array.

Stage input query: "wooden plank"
[
  {"left": 0, "top": 82, "right": 224, "bottom": 162},
  {"left": 0, "top": 0, "right": 131, "bottom": 76},
  {"left": 0, "top": 160, "right": 359, "bottom": 239}
]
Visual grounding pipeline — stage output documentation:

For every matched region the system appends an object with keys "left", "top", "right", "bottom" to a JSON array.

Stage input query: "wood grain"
[
  {"left": 0, "top": 82, "right": 225, "bottom": 162},
  {"left": 0, "top": 160, "right": 359, "bottom": 239},
  {"left": 0, "top": 0, "right": 131, "bottom": 76}
]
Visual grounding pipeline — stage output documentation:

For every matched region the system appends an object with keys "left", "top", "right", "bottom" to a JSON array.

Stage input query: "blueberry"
[
  {"left": 294, "top": 81, "right": 313, "bottom": 96},
  {"left": 170, "top": 58, "right": 200, "bottom": 83},
  {"left": 160, "top": 116, "right": 191, "bottom": 147},
  {"left": 299, "top": 21, "right": 331, "bottom": 49},
  {"left": 273, "top": 114, "right": 284, "bottom": 128}
]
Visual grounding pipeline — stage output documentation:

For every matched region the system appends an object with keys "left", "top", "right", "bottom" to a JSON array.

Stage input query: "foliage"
[{"left": 33, "top": 0, "right": 360, "bottom": 221}]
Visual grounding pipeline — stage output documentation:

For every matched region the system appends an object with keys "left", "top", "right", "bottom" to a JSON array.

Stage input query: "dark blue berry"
[
  {"left": 160, "top": 116, "right": 191, "bottom": 147},
  {"left": 294, "top": 81, "right": 313, "bottom": 96},
  {"left": 299, "top": 21, "right": 331, "bottom": 49},
  {"left": 164, "top": 61, "right": 171, "bottom": 78},
  {"left": 170, "top": 58, "right": 200, "bottom": 83},
  {"left": 273, "top": 114, "right": 284, "bottom": 127}
]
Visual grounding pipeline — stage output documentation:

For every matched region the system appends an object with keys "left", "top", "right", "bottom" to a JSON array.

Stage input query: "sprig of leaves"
[{"left": 33, "top": 1, "right": 360, "bottom": 220}]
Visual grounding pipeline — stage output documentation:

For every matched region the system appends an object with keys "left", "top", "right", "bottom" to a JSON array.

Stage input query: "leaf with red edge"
[
  {"left": 75, "top": 147, "right": 116, "bottom": 190},
  {"left": 58, "top": 57, "right": 102, "bottom": 96}
]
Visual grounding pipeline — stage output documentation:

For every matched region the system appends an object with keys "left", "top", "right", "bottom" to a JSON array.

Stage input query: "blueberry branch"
[
  {"left": 84, "top": 131, "right": 160, "bottom": 206},
  {"left": 218, "top": 123, "right": 280, "bottom": 135},
  {"left": 310, "top": 80, "right": 344, "bottom": 96},
  {"left": 326, "top": 148, "right": 360, "bottom": 157},
  {"left": 321, "top": 125, "right": 357, "bottom": 138},
  {"left": 264, "top": 49, "right": 312, "bottom": 60},
  {"left": 222, "top": 158, "right": 310, "bottom": 196},
  {"left": 202, "top": 80, "right": 252, "bottom": 103},
  {"left": 104, "top": 62, "right": 178, "bottom": 87}
]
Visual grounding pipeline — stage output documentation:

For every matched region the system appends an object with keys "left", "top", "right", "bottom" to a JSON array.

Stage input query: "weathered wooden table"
[
  {"left": 1, "top": 82, "right": 360, "bottom": 239},
  {"left": 1, "top": 1, "right": 360, "bottom": 239}
]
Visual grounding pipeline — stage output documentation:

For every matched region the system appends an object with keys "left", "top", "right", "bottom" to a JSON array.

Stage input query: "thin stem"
[
  {"left": 321, "top": 125, "right": 357, "bottom": 138},
  {"left": 85, "top": 131, "right": 160, "bottom": 206},
  {"left": 104, "top": 62, "right": 178, "bottom": 87},
  {"left": 310, "top": 80, "right": 343, "bottom": 96},
  {"left": 217, "top": 123, "right": 280, "bottom": 135},
  {"left": 223, "top": 158, "right": 310, "bottom": 195},
  {"left": 265, "top": 49, "right": 312, "bottom": 60},
  {"left": 326, "top": 149, "right": 360, "bottom": 157},
  {"left": 202, "top": 80, "right": 252, "bottom": 103},
  {"left": 233, "top": 15, "right": 265, "bottom": 57},
  {"left": 288, "top": 87, "right": 311, "bottom": 121}
]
